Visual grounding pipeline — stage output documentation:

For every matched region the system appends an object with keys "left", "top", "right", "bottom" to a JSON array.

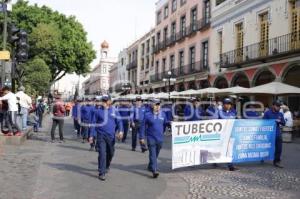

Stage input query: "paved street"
[{"left": 1, "top": 116, "right": 300, "bottom": 199}]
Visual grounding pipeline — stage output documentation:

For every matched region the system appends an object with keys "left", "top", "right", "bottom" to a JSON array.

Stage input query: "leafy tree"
[
  {"left": 21, "top": 57, "right": 51, "bottom": 95},
  {"left": 10, "top": 0, "right": 96, "bottom": 83}
]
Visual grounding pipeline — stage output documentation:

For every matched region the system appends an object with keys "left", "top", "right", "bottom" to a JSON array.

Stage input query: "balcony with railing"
[
  {"left": 126, "top": 60, "right": 138, "bottom": 70},
  {"left": 220, "top": 31, "right": 300, "bottom": 68},
  {"left": 150, "top": 61, "right": 209, "bottom": 83},
  {"left": 153, "top": 19, "right": 211, "bottom": 54}
]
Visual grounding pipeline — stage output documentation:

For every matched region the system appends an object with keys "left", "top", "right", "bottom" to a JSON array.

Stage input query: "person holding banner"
[
  {"left": 142, "top": 99, "right": 168, "bottom": 178},
  {"left": 218, "top": 98, "right": 238, "bottom": 171},
  {"left": 263, "top": 100, "right": 285, "bottom": 168}
]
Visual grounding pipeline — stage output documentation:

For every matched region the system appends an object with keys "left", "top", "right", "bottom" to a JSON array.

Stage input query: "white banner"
[{"left": 172, "top": 119, "right": 276, "bottom": 169}]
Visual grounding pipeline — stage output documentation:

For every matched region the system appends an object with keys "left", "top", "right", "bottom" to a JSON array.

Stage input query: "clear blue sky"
[{"left": 13, "top": 0, "right": 157, "bottom": 64}]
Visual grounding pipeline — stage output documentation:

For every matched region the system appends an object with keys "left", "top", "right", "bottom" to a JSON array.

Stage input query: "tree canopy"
[{"left": 8, "top": 0, "right": 96, "bottom": 93}]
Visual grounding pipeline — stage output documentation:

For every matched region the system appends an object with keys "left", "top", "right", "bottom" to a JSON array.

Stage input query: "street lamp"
[
  {"left": 163, "top": 71, "right": 176, "bottom": 101},
  {"left": 121, "top": 83, "right": 131, "bottom": 95}
]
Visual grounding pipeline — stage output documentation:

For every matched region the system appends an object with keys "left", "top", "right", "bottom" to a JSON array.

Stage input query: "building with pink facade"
[{"left": 150, "top": 0, "right": 212, "bottom": 92}]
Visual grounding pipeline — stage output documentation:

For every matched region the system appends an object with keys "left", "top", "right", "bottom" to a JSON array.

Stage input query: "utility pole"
[{"left": 1, "top": 0, "right": 8, "bottom": 87}]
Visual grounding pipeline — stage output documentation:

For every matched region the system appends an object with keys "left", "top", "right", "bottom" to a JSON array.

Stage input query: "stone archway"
[
  {"left": 200, "top": 80, "right": 210, "bottom": 89},
  {"left": 252, "top": 68, "right": 276, "bottom": 86},
  {"left": 282, "top": 64, "right": 300, "bottom": 112},
  {"left": 188, "top": 81, "right": 196, "bottom": 90},
  {"left": 231, "top": 72, "right": 250, "bottom": 88},
  {"left": 178, "top": 83, "right": 185, "bottom": 91},
  {"left": 214, "top": 76, "right": 229, "bottom": 89}
]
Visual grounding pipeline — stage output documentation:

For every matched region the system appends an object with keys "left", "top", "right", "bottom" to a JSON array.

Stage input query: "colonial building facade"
[
  {"left": 210, "top": 0, "right": 300, "bottom": 108},
  {"left": 137, "top": 28, "right": 156, "bottom": 94},
  {"left": 151, "top": 0, "right": 212, "bottom": 92}
]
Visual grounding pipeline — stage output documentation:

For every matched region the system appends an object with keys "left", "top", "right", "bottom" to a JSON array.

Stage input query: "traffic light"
[
  {"left": 9, "top": 24, "right": 19, "bottom": 44},
  {"left": 16, "top": 30, "right": 29, "bottom": 62}
]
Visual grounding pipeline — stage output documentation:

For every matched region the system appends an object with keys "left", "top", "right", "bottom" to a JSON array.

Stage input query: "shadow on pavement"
[
  {"left": 45, "top": 162, "right": 97, "bottom": 179},
  {"left": 111, "top": 163, "right": 154, "bottom": 178},
  {"left": 57, "top": 144, "right": 91, "bottom": 152}
]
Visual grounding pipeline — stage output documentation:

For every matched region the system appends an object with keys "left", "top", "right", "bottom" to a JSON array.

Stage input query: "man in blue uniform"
[
  {"left": 263, "top": 100, "right": 285, "bottom": 168},
  {"left": 184, "top": 97, "right": 204, "bottom": 121},
  {"left": 89, "top": 97, "right": 103, "bottom": 151},
  {"left": 218, "top": 98, "right": 238, "bottom": 171},
  {"left": 118, "top": 99, "right": 132, "bottom": 143},
  {"left": 131, "top": 96, "right": 147, "bottom": 152},
  {"left": 80, "top": 98, "right": 94, "bottom": 143},
  {"left": 72, "top": 99, "right": 81, "bottom": 138},
  {"left": 89, "top": 95, "right": 124, "bottom": 181},
  {"left": 142, "top": 99, "right": 168, "bottom": 178}
]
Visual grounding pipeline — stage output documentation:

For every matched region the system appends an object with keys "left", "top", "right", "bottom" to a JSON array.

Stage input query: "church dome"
[{"left": 101, "top": 40, "right": 109, "bottom": 49}]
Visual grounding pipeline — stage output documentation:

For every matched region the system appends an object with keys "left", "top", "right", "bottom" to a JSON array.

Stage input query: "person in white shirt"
[
  {"left": 16, "top": 86, "right": 32, "bottom": 130},
  {"left": 282, "top": 105, "right": 293, "bottom": 128},
  {"left": 0, "top": 86, "right": 22, "bottom": 136}
]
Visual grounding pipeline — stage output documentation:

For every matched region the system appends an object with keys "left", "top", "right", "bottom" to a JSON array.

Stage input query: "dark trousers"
[
  {"left": 274, "top": 135, "right": 282, "bottom": 163},
  {"left": 147, "top": 137, "right": 162, "bottom": 172},
  {"left": 97, "top": 134, "right": 115, "bottom": 175},
  {"left": 66, "top": 110, "right": 70, "bottom": 116},
  {"left": 81, "top": 124, "right": 91, "bottom": 139},
  {"left": 37, "top": 113, "right": 43, "bottom": 128},
  {"left": 132, "top": 122, "right": 147, "bottom": 150},
  {"left": 6, "top": 111, "right": 21, "bottom": 133},
  {"left": 50, "top": 118, "right": 64, "bottom": 140},
  {"left": 73, "top": 119, "right": 81, "bottom": 135},
  {"left": 122, "top": 121, "right": 129, "bottom": 142},
  {"left": 80, "top": 119, "right": 90, "bottom": 139}
]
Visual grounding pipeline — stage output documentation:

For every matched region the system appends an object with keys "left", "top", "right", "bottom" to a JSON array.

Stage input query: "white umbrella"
[
  {"left": 193, "top": 87, "right": 222, "bottom": 95},
  {"left": 238, "top": 82, "right": 300, "bottom": 95},
  {"left": 218, "top": 86, "right": 249, "bottom": 95},
  {"left": 177, "top": 89, "right": 198, "bottom": 96}
]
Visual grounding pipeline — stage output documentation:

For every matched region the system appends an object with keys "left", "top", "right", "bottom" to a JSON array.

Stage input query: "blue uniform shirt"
[
  {"left": 72, "top": 103, "right": 80, "bottom": 119},
  {"left": 144, "top": 110, "right": 168, "bottom": 142},
  {"left": 133, "top": 105, "right": 146, "bottom": 122},
  {"left": 206, "top": 105, "right": 219, "bottom": 119},
  {"left": 118, "top": 105, "right": 133, "bottom": 122},
  {"left": 133, "top": 105, "right": 147, "bottom": 139},
  {"left": 184, "top": 105, "right": 204, "bottom": 121},
  {"left": 91, "top": 106, "right": 124, "bottom": 139},
  {"left": 218, "top": 108, "right": 237, "bottom": 119},
  {"left": 263, "top": 109, "right": 285, "bottom": 137},
  {"left": 80, "top": 104, "right": 94, "bottom": 123},
  {"left": 161, "top": 104, "right": 173, "bottom": 123}
]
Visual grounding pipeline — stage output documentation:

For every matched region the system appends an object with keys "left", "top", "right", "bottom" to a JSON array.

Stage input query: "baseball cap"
[
  {"left": 273, "top": 100, "right": 282, "bottom": 107},
  {"left": 102, "top": 94, "right": 111, "bottom": 102},
  {"left": 152, "top": 98, "right": 161, "bottom": 105},
  {"left": 136, "top": 96, "right": 142, "bottom": 101},
  {"left": 223, "top": 98, "right": 233, "bottom": 104}
]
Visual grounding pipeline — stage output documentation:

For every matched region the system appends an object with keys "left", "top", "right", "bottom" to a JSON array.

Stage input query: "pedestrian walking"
[
  {"left": 72, "top": 99, "right": 81, "bottom": 138},
  {"left": 80, "top": 98, "right": 94, "bottom": 143},
  {"left": 89, "top": 95, "right": 124, "bottom": 181},
  {"left": 89, "top": 97, "right": 103, "bottom": 151},
  {"left": 50, "top": 94, "right": 66, "bottom": 143},
  {"left": 143, "top": 99, "right": 168, "bottom": 178},
  {"left": 263, "top": 100, "right": 286, "bottom": 168},
  {"left": 0, "top": 86, "right": 22, "bottom": 136},
  {"left": 118, "top": 99, "right": 132, "bottom": 143},
  {"left": 131, "top": 96, "right": 147, "bottom": 152},
  {"left": 65, "top": 102, "right": 72, "bottom": 116},
  {"left": 16, "top": 86, "right": 32, "bottom": 131},
  {"left": 36, "top": 99, "right": 45, "bottom": 128}
]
